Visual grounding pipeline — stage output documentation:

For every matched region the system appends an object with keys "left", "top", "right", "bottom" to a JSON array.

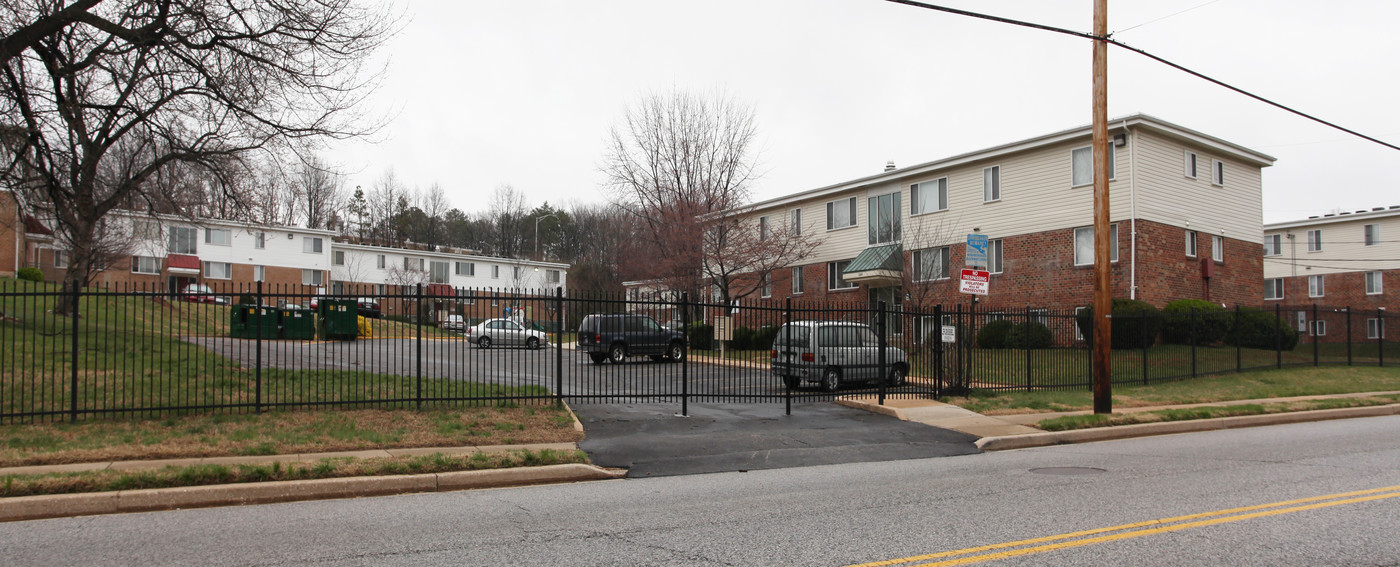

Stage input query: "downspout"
[{"left": 1126, "top": 120, "right": 1138, "bottom": 300}]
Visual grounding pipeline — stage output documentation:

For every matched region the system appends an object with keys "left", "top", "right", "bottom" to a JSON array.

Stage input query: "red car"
[{"left": 181, "top": 284, "right": 226, "bottom": 304}]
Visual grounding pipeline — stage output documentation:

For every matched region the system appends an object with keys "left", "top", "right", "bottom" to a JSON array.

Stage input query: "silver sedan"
[{"left": 465, "top": 318, "right": 548, "bottom": 349}]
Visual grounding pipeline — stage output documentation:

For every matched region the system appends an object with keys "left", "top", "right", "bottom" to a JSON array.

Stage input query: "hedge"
[
  {"left": 1225, "top": 307, "right": 1300, "bottom": 350},
  {"left": 1161, "top": 299, "right": 1231, "bottom": 345},
  {"left": 1075, "top": 298, "right": 1163, "bottom": 349},
  {"left": 976, "top": 319, "right": 1015, "bottom": 349},
  {"left": 1006, "top": 321, "right": 1054, "bottom": 349}
]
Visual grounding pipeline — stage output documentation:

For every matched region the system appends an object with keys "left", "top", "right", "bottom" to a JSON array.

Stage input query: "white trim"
[
  {"left": 1184, "top": 150, "right": 1198, "bottom": 179},
  {"left": 982, "top": 165, "right": 1001, "bottom": 203},
  {"left": 1264, "top": 278, "right": 1284, "bottom": 301}
]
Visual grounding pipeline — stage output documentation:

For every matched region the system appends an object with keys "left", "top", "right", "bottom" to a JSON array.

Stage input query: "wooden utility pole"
[{"left": 1092, "top": 0, "right": 1113, "bottom": 414}]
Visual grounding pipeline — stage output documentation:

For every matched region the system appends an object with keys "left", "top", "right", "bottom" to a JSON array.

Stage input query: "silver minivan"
[{"left": 770, "top": 320, "right": 908, "bottom": 391}]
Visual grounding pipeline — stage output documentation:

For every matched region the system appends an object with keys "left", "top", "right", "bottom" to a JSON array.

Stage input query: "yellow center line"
[{"left": 848, "top": 484, "right": 1400, "bottom": 567}]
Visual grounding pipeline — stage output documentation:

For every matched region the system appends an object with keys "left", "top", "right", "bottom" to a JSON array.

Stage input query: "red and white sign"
[{"left": 959, "top": 268, "right": 990, "bottom": 295}]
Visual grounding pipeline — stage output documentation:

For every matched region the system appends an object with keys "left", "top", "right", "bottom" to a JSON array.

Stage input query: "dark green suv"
[{"left": 577, "top": 314, "right": 687, "bottom": 364}]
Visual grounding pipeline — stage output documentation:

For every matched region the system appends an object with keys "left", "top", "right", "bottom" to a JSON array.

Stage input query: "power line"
[
  {"left": 1114, "top": 0, "right": 1222, "bottom": 35},
  {"left": 881, "top": 0, "right": 1400, "bottom": 153}
]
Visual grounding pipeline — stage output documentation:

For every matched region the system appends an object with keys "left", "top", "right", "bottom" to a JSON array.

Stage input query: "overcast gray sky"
[{"left": 327, "top": 1, "right": 1400, "bottom": 224}]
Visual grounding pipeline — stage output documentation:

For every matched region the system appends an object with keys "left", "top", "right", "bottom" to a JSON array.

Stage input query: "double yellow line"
[{"left": 848, "top": 484, "right": 1400, "bottom": 567}]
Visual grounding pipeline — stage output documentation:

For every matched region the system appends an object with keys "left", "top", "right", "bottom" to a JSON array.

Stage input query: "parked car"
[
  {"left": 440, "top": 314, "right": 466, "bottom": 332},
  {"left": 356, "top": 298, "right": 381, "bottom": 318},
  {"left": 577, "top": 313, "right": 687, "bottom": 364},
  {"left": 770, "top": 320, "right": 908, "bottom": 391},
  {"left": 180, "top": 283, "right": 226, "bottom": 304},
  {"left": 466, "top": 318, "right": 547, "bottom": 349}
]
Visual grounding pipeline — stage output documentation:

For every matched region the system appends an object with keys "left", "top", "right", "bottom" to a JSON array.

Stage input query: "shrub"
[
  {"left": 17, "top": 267, "right": 43, "bottom": 282},
  {"left": 1161, "top": 299, "right": 1231, "bottom": 345},
  {"left": 731, "top": 326, "right": 756, "bottom": 350},
  {"left": 236, "top": 293, "right": 256, "bottom": 306},
  {"left": 976, "top": 319, "right": 1015, "bottom": 349},
  {"left": 1006, "top": 321, "right": 1054, "bottom": 349},
  {"left": 687, "top": 322, "right": 713, "bottom": 351},
  {"left": 1226, "top": 307, "right": 1300, "bottom": 350},
  {"left": 752, "top": 325, "right": 780, "bottom": 350},
  {"left": 1075, "top": 298, "right": 1163, "bottom": 349}
]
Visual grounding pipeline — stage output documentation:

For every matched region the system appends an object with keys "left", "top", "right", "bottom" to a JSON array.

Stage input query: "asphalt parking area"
[{"left": 573, "top": 402, "right": 981, "bottom": 477}]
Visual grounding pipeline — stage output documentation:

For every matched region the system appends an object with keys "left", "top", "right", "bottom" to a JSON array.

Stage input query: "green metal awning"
[{"left": 842, "top": 243, "right": 903, "bottom": 285}]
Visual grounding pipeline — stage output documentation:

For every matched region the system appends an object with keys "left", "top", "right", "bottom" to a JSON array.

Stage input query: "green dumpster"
[
  {"left": 318, "top": 299, "right": 358, "bottom": 340},
  {"left": 244, "top": 305, "right": 279, "bottom": 339},
  {"left": 279, "top": 307, "right": 317, "bottom": 340},
  {"left": 230, "top": 305, "right": 249, "bottom": 338}
]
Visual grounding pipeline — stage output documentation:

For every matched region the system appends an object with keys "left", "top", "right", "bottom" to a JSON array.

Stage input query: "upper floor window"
[
  {"left": 133, "top": 219, "right": 160, "bottom": 240},
  {"left": 546, "top": 269, "right": 561, "bottom": 284},
  {"left": 332, "top": 251, "right": 345, "bottom": 266},
  {"left": 913, "top": 247, "right": 950, "bottom": 281},
  {"left": 377, "top": 254, "right": 386, "bottom": 269},
  {"left": 791, "top": 209, "right": 802, "bottom": 236},
  {"left": 1364, "top": 224, "right": 1380, "bottom": 246},
  {"left": 911, "top": 178, "right": 948, "bottom": 215},
  {"left": 205, "top": 228, "right": 231, "bottom": 246},
  {"left": 1071, "top": 145, "right": 1116, "bottom": 187},
  {"left": 983, "top": 166, "right": 1001, "bottom": 202},
  {"left": 455, "top": 262, "right": 475, "bottom": 276},
  {"left": 1073, "top": 224, "right": 1119, "bottom": 266},
  {"left": 169, "top": 226, "right": 198, "bottom": 254},
  {"left": 1262, "top": 234, "right": 1281, "bottom": 256},
  {"left": 253, "top": 232, "right": 265, "bottom": 249},
  {"left": 867, "top": 192, "right": 901, "bottom": 245},
  {"left": 827, "top": 197, "right": 857, "bottom": 230},
  {"left": 759, "top": 273, "right": 772, "bottom": 298},
  {"left": 1184, "top": 150, "right": 1198, "bottom": 178},
  {"left": 492, "top": 265, "right": 500, "bottom": 279},
  {"left": 429, "top": 261, "right": 450, "bottom": 283},
  {"left": 513, "top": 266, "right": 522, "bottom": 279},
  {"left": 1306, "top": 229, "right": 1322, "bottom": 252},
  {"left": 1211, "top": 159, "right": 1225, "bottom": 185},
  {"left": 404, "top": 257, "right": 424, "bottom": 271},
  {"left": 988, "top": 239, "right": 1004, "bottom": 274},
  {"left": 1186, "top": 231, "right": 1198, "bottom": 257},
  {"left": 303, "top": 237, "right": 323, "bottom": 254},
  {"left": 759, "top": 216, "right": 769, "bottom": 241}
]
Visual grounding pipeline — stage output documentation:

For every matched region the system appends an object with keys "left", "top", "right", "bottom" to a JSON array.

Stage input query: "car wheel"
[
  {"left": 477, "top": 336, "right": 491, "bottom": 349},
  {"left": 608, "top": 344, "right": 626, "bottom": 364},
  {"left": 526, "top": 337, "right": 540, "bottom": 350},
  {"left": 588, "top": 353, "right": 606, "bottom": 364},
  {"left": 783, "top": 376, "right": 801, "bottom": 390},
  {"left": 666, "top": 341, "right": 686, "bottom": 362},
  {"left": 887, "top": 364, "right": 907, "bottom": 387},
  {"left": 820, "top": 367, "right": 842, "bottom": 392}
]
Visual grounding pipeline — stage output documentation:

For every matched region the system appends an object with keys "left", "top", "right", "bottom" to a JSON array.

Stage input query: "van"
[{"left": 770, "top": 320, "right": 908, "bottom": 391}]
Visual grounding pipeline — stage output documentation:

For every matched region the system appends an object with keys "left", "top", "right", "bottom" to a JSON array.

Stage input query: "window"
[
  {"left": 1262, "top": 234, "right": 1281, "bottom": 256},
  {"left": 546, "top": 269, "right": 561, "bottom": 284},
  {"left": 513, "top": 266, "right": 522, "bottom": 279},
  {"left": 983, "top": 165, "right": 1000, "bottom": 202},
  {"left": 988, "top": 239, "right": 1004, "bottom": 274},
  {"left": 911, "top": 178, "right": 948, "bottom": 215},
  {"left": 1074, "top": 307, "right": 1089, "bottom": 340},
  {"left": 1070, "top": 146, "right": 1115, "bottom": 186},
  {"left": 303, "top": 237, "right": 323, "bottom": 254},
  {"left": 867, "top": 192, "right": 901, "bottom": 245},
  {"left": 790, "top": 209, "right": 802, "bottom": 236},
  {"left": 1265, "top": 278, "right": 1284, "bottom": 300},
  {"left": 913, "top": 247, "right": 950, "bottom": 281},
  {"left": 377, "top": 255, "right": 386, "bottom": 269},
  {"left": 792, "top": 266, "right": 804, "bottom": 295},
  {"left": 828, "top": 261, "right": 856, "bottom": 290},
  {"left": 169, "top": 226, "right": 198, "bottom": 254},
  {"left": 205, "top": 228, "right": 231, "bottom": 246},
  {"left": 1368, "top": 319, "right": 1385, "bottom": 340},
  {"left": 1365, "top": 224, "right": 1380, "bottom": 246},
  {"left": 760, "top": 273, "right": 772, "bottom": 298},
  {"left": 1186, "top": 231, "right": 1198, "bottom": 257},
  {"left": 54, "top": 250, "right": 68, "bottom": 268},
  {"left": 332, "top": 251, "right": 345, "bottom": 266},
  {"left": 429, "top": 261, "right": 450, "bottom": 283},
  {"left": 1211, "top": 160, "right": 1225, "bottom": 185},
  {"left": 1307, "top": 229, "right": 1322, "bottom": 252},
  {"left": 759, "top": 216, "right": 769, "bottom": 241},
  {"left": 1308, "top": 275, "right": 1325, "bottom": 298},
  {"left": 403, "top": 257, "right": 424, "bottom": 271},
  {"left": 254, "top": 265, "right": 265, "bottom": 282},
  {"left": 132, "top": 255, "right": 160, "bottom": 274},
  {"left": 455, "top": 262, "right": 475, "bottom": 276},
  {"left": 254, "top": 232, "right": 265, "bottom": 249},
  {"left": 1212, "top": 235, "right": 1224, "bottom": 263},
  {"left": 133, "top": 219, "right": 160, "bottom": 240},
  {"left": 1310, "top": 320, "right": 1327, "bottom": 337},
  {"left": 203, "top": 261, "right": 232, "bottom": 280},
  {"left": 1366, "top": 271, "right": 1383, "bottom": 295},
  {"left": 1185, "top": 150, "right": 1198, "bottom": 178},
  {"left": 1073, "top": 224, "right": 1119, "bottom": 266},
  {"left": 492, "top": 265, "right": 500, "bottom": 279},
  {"left": 302, "top": 269, "right": 323, "bottom": 286},
  {"left": 827, "top": 197, "right": 857, "bottom": 230}
]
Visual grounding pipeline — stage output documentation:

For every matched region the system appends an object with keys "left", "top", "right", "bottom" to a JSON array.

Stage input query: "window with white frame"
[
  {"left": 1306, "top": 229, "right": 1322, "bottom": 252},
  {"left": 404, "top": 257, "right": 424, "bottom": 271},
  {"left": 826, "top": 197, "right": 857, "bottom": 230},
  {"left": 759, "top": 216, "right": 769, "bottom": 241},
  {"left": 133, "top": 219, "right": 160, "bottom": 240},
  {"left": 455, "top": 262, "right": 474, "bottom": 276},
  {"left": 132, "top": 255, "right": 160, "bottom": 274},
  {"left": 254, "top": 232, "right": 265, "bottom": 249},
  {"left": 1364, "top": 224, "right": 1380, "bottom": 246},
  {"left": 1212, "top": 235, "right": 1224, "bottom": 263},
  {"left": 302, "top": 269, "right": 323, "bottom": 286},
  {"left": 513, "top": 266, "right": 522, "bottom": 279},
  {"left": 332, "top": 251, "right": 345, "bottom": 265},
  {"left": 1028, "top": 308, "right": 1050, "bottom": 326},
  {"left": 205, "top": 228, "right": 231, "bottom": 246},
  {"left": 1186, "top": 231, "right": 1198, "bottom": 257},
  {"left": 790, "top": 209, "right": 802, "bottom": 236},
  {"left": 1311, "top": 320, "right": 1326, "bottom": 336},
  {"left": 377, "top": 255, "right": 386, "bottom": 269},
  {"left": 203, "top": 261, "right": 232, "bottom": 280},
  {"left": 988, "top": 238, "right": 1004, "bottom": 274},
  {"left": 1368, "top": 318, "right": 1385, "bottom": 340},
  {"left": 1265, "top": 278, "right": 1284, "bottom": 300},
  {"left": 1262, "top": 234, "right": 1281, "bottom": 256},
  {"left": 1308, "top": 274, "right": 1325, "bottom": 298},
  {"left": 303, "top": 237, "right": 323, "bottom": 254},
  {"left": 1211, "top": 160, "right": 1225, "bottom": 185},
  {"left": 53, "top": 250, "right": 68, "bottom": 268},
  {"left": 546, "top": 269, "right": 560, "bottom": 284},
  {"left": 492, "top": 265, "right": 500, "bottom": 279},
  {"left": 254, "top": 265, "right": 265, "bottom": 282},
  {"left": 867, "top": 192, "right": 901, "bottom": 245},
  {"left": 911, "top": 178, "right": 948, "bottom": 215},
  {"left": 1071, "top": 145, "right": 1116, "bottom": 187},
  {"left": 792, "top": 266, "right": 804, "bottom": 294},
  {"left": 913, "top": 247, "right": 950, "bottom": 281},
  {"left": 1366, "top": 271, "right": 1383, "bottom": 295},
  {"left": 429, "top": 261, "right": 450, "bottom": 283},
  {"left": 828, "top": 261, "right": 856, "bottom": 290},
  {"left": 169, "top": 226, "right": 198, "bottom": 254},
  {"left": 1184, "top": 150, "right": 1198, "bottom": 178},
  {"left": 983, "top": 165, "right": 1000, "bottom": 202},
  {"left": 1073, "top": 224, "right": 1118, "bottom": 266},
  {"left": 760, "top": 273, "right": 772, "bottom": 298}
]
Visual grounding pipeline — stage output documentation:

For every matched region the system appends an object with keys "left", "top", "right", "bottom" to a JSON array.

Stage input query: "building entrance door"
[{"left": 867, "top": 286, "right": 903, "bottom": 336}]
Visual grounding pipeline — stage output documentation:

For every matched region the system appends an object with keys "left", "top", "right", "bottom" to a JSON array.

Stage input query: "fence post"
[
  {"left": 1190, "top": 306, "right": 1198, "bottom": 378},
  {"left": 1345, "top": 307, "right": 1352, "bottom": 366},
  {"left": 1312, "top": 304, "right": 1319, "bottom": 367},
  {"left": 1024, "top": 306, "right": 1032, "bottom": 392},
  {"left": 555, "top": 287, "right": 564, "bottom": 408},
  {"left": 681, "top": 292, "right": 690, "bottom": 417},
  {"left": 255, "top": 281, "right": 263, "bottom": 414},
  {"left": 69, "top": 284, "right": 80, "bottom": 423},
  {"left": 1234, "top": 305, "right": 1242, "bottom": 373},
  {"left": 1275, "top": 304, "right": 1282, "bottom": 369},
  {"left": 416, "top": 283, "right": 423, "bottom": 410},
  {"left": 784, "top": 296, "right": 792, "bottom": 416},
  {"left": 877, "top": 300, "right": 887, "bottom": 406},
  {"left": 934, "top": 304, "right": 943, "bottom": 398},
  {"left": 1379, "top": 308, "right": 1386, "bottom": 368}
]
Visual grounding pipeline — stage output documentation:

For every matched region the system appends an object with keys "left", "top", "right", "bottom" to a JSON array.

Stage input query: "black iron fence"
[{"left": 0, "top": 278, "right": 1394, "bottom": 423}]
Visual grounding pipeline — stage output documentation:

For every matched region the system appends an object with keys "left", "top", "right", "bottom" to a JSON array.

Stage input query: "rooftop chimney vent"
[{"left": 885, "top": 160, "right": 896, "bottom": 172}]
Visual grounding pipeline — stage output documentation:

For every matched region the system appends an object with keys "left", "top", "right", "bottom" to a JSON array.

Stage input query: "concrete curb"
[
  {"left": 976, "top": 403, "right": 1400, "bottom": 451},
  {"left": 0, "top": 463, "right": 626, "bottom": 523}
]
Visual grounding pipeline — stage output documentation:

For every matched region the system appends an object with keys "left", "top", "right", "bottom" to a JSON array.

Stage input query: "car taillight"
[
  {"left": 770, "top": 350, "right": 777, "bottom": 359},
  {"left": 593, "top": 334, "right": 601, "bottom": 343},
  {"left": 801, "top": 353, "right": 815, "bottom": 362}
]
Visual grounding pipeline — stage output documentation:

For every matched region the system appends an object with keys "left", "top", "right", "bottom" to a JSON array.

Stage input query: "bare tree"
[
  {"left": 296, "top": 153, "right": 342, "bottom": 230},
  {"left": 701, "top": 207, "right": 821, "bottom": 303},
  {"left": 418, "top": 183, "right": 451, "bottom": 246},
  {"left": 0, "top": 0, "right": 391, "bottom": 314},
  {"left": 487, "top": 184, "right": 529, "bottom": 258}
]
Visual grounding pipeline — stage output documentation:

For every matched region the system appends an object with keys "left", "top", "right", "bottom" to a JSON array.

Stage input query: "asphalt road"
[{"left": 6, "top": 415, "right": 1400, "bottom": 566}]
